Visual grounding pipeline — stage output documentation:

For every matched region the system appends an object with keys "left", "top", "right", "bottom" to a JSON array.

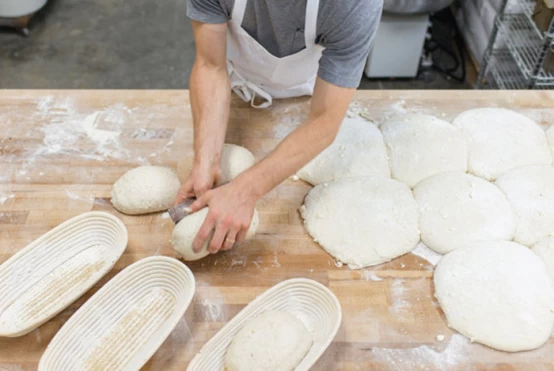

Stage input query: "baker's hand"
[
  {"left": 174, "top": 162, "right": 220, "bottom": 205},
  {"left": 188, "top": 180, "right": 257, "bottom": 254}
]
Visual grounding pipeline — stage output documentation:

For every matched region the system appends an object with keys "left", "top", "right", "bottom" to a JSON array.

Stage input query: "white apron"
[{"left": 226, "top": 0, "right": 324, "bottom": 108}]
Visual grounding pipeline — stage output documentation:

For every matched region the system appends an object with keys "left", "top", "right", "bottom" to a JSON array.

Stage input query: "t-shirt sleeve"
[
  {"left": 187, "top": 0, "right": 230, "bottom": 24},
  {"left": 317, "top": 0, "right": 383, "bottom": 88}
]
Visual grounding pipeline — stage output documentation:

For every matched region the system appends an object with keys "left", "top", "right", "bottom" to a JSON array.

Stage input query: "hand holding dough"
[{"left": 172, "top": 208, "right": 259, "bottom": 261}]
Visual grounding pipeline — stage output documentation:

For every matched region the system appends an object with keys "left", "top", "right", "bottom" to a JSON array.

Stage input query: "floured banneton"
[{"left": 301, "top": 177, "right": 420, "bottom": 269}]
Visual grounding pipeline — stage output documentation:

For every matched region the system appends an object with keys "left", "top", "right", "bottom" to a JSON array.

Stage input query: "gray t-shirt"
[{"left": 187, "top": 0, "right": 383, "bottom": 88}]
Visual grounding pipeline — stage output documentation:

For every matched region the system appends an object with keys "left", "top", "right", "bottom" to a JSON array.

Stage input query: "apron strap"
[
  {"left": 304, "top": 0, "right": 320, "bottom": 47},
  {"left": 228, "top": 62, "right": 273, "bottom": 109},
  {"left": 231, "top": 0, "right": 248, "bottom": 26}
]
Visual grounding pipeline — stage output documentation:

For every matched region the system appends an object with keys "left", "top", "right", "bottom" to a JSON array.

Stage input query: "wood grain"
[{"left": 1, "top": 90, "right": 554, "bottom": 370}]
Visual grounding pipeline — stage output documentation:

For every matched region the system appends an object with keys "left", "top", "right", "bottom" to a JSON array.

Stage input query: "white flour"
[
  {"left": 390, "top": 279, "right": 410, "bottom": 314},
  {"left": 411, "top": 242, "right": 443, "bottom": 267},
  {"left": 371, "top": 334, "right": 471, "bottom": 370},
  {"left": 360, "top": 270, "right": 383, "bottom": 282}
]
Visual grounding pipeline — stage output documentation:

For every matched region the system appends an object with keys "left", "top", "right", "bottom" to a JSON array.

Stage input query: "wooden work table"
[{"left": 1, "top": 90, "right": 554, "bottom": 370}]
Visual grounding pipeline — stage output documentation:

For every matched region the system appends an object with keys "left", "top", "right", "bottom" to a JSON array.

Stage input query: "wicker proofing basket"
[
  {"left": 187, "top": 278, "right": 342, "bottom": 371},
  {"left": 38, "top": 256, "right": 196, "bottom": 371},
  {"left": 0, "top": 211, "right": 128, "bottom": 337}
]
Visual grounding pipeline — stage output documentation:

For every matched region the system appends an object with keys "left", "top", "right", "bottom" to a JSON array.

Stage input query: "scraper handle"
[{"left": 168, "top": 198, "right": 196, "bottom": 224}]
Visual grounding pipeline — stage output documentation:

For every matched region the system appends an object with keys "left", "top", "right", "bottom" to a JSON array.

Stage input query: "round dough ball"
[
  {"left": 111, "top": 166, "right": 181, "bottom": 215},
  {"left": 495, "top": 165, "right": 554, "bottom": 246},
  {"left": 296, "top": 117, "right": 390, "bottom": 185},
  {"left": 381, "top": 114, "right": 468, "bottom": 188},
  {"left": 452, "top": 107, "right": 551, "bottom": 181},
  {"left": 301, "top": 177, "right": 420, "bottom": 269},
  {"left": 171, "top": 208, "right": 259, "bottom": 261},
  {"left": 532, "top": 236, "right": 554, "bottom": 283},
  {"left": 219, "top": 144, "right": 256, "bottom": 183},
  {"left": 225, "top": 311, "right": 312, "bottom": 371},
  {"left": 434, "top": 241, "right": 554, "bottom": 352},
  {"left": 414, "top": 172, "right": 515, "bottom": 254}
]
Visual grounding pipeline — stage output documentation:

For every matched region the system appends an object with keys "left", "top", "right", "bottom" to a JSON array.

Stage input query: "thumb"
[{"left": 189, "top": 193, "right": 209, "bottom": 214}]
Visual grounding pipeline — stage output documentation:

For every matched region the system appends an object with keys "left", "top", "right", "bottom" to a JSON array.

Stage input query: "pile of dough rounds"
[
  {"left": 434, "top": 241, "right": 554, "bottom": 352},
  {"left": 495, "top": 165, "right": 554, "bottom": 246},
  {"left": 301, "top": 177, "right": 420, "bottom": 269},
  {"left": 172, "top": 208, "right": 259, "bottom": 261},
  {"left": 413, "top": 172, "right": 515, "bottom": 254},
  {"left": 532, "top": 236, "right": 554, "bottom": 282},
  {"left": 296, "top": 117, "right": 390, "bottom": 185},
  {"left": 452, "top": 107, "right": 552, "bottom": 181},
  {"left": 381, "top": 113, "right": 468, "bottom": 188},
  {"left": 111, "top": 166, "right": 181, "bottom": 215},
  {"left": 225, "top": 311, "right": 313, "bottom": 371}
]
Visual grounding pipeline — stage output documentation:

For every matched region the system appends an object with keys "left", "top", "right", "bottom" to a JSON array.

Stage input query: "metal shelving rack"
[{"left": 476, "top": 0, "right": 554, "bottom": 89}]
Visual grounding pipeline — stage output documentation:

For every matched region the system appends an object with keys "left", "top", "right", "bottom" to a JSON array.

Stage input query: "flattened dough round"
[
  {"left": 220, "top": 144, "right": 256, "bottom": 183},
  {"left": 495, "top": 165, "right": 554, "bottom": 246},
  {"left": 225, "top": 311, "right": 313, "bottom": 371},
  {"left": 434, "top": 241, "right": 554, "bottom": 352},
  {"left": 296, "top": 118, "right": 390, "bottom": 185},
  {"left": 301, "top": 177, "right": 420, "bottom": 269},
  {"left": 171, "top": 208, "right": 259, "bottom": 261},
  {"left": 414, "top": 172, "right": 515, "bottom": 254},
  {"left": 111, "top": 166, "right": 181, "bottom": 215},
  {"left": 452, "top": 108, "right": 551, "bottom": 180},
  {"left": 381, "top": 114, "right": 468, "bottom": 188},
  {"left": 532, "top": 236, "right": 554, "bottom": 283}
]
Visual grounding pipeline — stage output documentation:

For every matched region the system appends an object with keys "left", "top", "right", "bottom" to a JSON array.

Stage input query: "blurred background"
[{"left": 0, "top": 0, "right": 552, "bottom": 89}]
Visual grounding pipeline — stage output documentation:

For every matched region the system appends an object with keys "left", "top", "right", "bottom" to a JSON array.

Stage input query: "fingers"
[
  {"left": 236, "top": 220, "right": 250, "bottom": 244},
  {"left": 221, "top": 226, "right": 239, "bottom": 252},
  {"left": 174, "top": 180, "right": 195, "bottom": 206},
  {"left": 189, "top": 192, "right": 210, "bottom": 214},
  {"left": 208, "top": 215, "right": 233, "bottom": 254},
  {"left": 192, "top": 214, "right": 215, "bottom": 253}
]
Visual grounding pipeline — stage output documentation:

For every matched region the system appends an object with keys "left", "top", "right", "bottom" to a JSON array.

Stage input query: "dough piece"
[
  {"left": 381, "top": 114, "right": 468, "bottom": 188},
  {"left": 172, "top": 208, "right": 259, "bottom": 261},
  {"left": 219, "top": 144, "right": 256, "bottom": 183},
  {"left": 301, "top": 177, "right": 420, "bottom": 269},
  {"left": 532, "top": 236, "right": 554, "bottom": 283},
  {"left": 225, "top": 311, "right": 313, "bottom": 371},
  {"left": 414, "top": 172, "right": 515, "bottom": 254},
  {"left": 111, "top": 166, "right": 181, "bottom": 215},
  {"left": 452, "top": 107, "right": 551, "bottom": 181},
  {"left": 495, "top": 165, "right": 554, "bottom": 246},
  {"left": 434, "top": 241, "right": 554, "bottom": 352},
  {"left": 296, "top": 117, "right": 390, "bottom": 185}
]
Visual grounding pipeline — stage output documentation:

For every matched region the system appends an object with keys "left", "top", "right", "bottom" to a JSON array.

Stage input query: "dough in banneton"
[
  {"left": 172, "top": 208, "right": 259, "bottom": 261},
  {"left": 301, "top": 177, "right": 420, "bottom": 269},
  {"left": 495, "top": 165, "right": 554, "bottom": 246},
  {"left": 111, "top": 166, "right": 181, "bottom": 215},
  {"left": 380, "top": 113, "right": 468, "bottom": 188},
  {"left": 434, "top": 241, "right": 554, "bottom": 352},
  {"left": 296, "top": 117, "right": 390, "bottom": 185},
  {"left": 225, "top": 311, "right": 312, "bottom": 371},
  {"left": 452, "top": 107, "right": 551, "bottom": 181},
  {"left": 413, "top": 172, "right": 515, "bottom": 254}
]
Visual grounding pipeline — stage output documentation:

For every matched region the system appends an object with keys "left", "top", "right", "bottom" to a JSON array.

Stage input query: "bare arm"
[
  {"left": 175, "top": 20, "right": 230, "bottom": 202},
  {"left": 190, "top": 78, "right": 356, "bottom": 253}
]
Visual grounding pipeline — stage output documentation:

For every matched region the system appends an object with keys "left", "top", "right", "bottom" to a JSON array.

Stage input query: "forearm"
[
  {"left": 190, "top": 61, "right": 231, "bottom": 169},
  {"left": 237, "top": 114, "right": 339, "bottom": 199}
]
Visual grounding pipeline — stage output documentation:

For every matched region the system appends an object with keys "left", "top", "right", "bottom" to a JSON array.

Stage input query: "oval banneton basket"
[
  {"left": 187, "top": 278, "right": 342, "bottom": 371},
  {"left": 39, "top": 256, "right": 196, "bottom": 371},
  {"left": 0, "top": 211, "right": 128, "bottom": 337}
]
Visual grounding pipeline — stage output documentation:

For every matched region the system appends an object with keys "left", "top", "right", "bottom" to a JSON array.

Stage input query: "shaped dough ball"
[
  {"left": 219, "top": 144, "right": 256, "bottom": 183},
  {"left": 172, "top": 208, "right": 259, "bottom": 261},
  {"left": 225, "top": 311, "right": 312, "bottom": 371},
  {"left": 532, "top": 236, "right": 554, "bottom": 283},
  {"left": 381, "top": 114, "right": 468, "bottom": 188},
  {"left": 496, "top": 165, "right": 554, "bottom": 246},
  {"left": 434, "top": 241, "right": 554, "bottom": 352},
  {"left": 414, "top": 172, "right": 515, "bottom": 254},
  {"left": 296, "top": 117, "right": 390, "bottom": 185},
  {"left": 452, "top": 107, "right": 551, "bottom": 181},
  {"left": 111, "top": 166, "right": 181, "bottom": 215},
  {"left": 301, "top": 177, "right": 420, "bottom": 269}
]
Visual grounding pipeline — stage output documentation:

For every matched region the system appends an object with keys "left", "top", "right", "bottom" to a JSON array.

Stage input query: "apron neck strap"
[
  {"left": 304, "top": 0, "right": 320, "bottom": 47},
  {"left": 231, "top": 0, "right": 248, "bottom": 26}
]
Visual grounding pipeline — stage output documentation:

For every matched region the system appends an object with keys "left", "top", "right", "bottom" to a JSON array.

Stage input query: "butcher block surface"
[{"left": 1, "top": 90, "right": 554, "bottom": 370}]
